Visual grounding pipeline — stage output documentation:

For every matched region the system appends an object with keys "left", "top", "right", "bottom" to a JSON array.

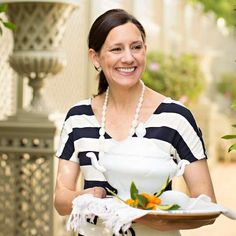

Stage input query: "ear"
[
  {"left": 88, "top": 48, "right": 100, "bottom": 69},
  {"left": 144, "top": 43, "right": 147, "bottom": 52}
]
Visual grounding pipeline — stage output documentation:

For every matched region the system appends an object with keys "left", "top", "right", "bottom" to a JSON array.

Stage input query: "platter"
[
  {"left": 147, "top": 210, "right": 221, "bottom": 221},
  {"left": 135, "top": 210, "right": 222, "bottom": 229}
]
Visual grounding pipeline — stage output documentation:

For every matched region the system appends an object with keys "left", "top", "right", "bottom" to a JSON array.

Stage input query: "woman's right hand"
[{"left": 54, "top": 159, "right": 107, "bottom": 215}]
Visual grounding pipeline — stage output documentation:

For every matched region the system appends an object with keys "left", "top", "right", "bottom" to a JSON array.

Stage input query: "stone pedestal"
[{"left": 0, "top": 119, "right": 56, "bottom": 236}]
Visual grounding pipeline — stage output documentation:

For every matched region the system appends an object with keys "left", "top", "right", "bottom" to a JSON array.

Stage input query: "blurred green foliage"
[
  {"left": 0, "top": 4, "right": 16, "bottom": 36},
  {"left": 222, "top": 100, "right": 236, "bottom": 152},
  {"left": 188, "top": 0, "right": 236, "bottom": 28},
  {"left": 142, "top": 52, "right": 205, "bottom": 104},
  {"left": 218, "top": 75, "right": 236, "bottom": 152},
  {"left": 217, "top": 73, "right": 236, "bottom": 103}
]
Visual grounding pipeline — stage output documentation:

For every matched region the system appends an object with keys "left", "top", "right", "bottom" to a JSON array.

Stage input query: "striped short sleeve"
[
  {"left": 56, "top": 108, "right": 78, "bottom": 163},
  {"left": 56, "top": 99, "right": 96, "bottom": 163},
  {"left": 145, "top": 98, "right": 207, "bottom": 163},
  {"left": 159, "top": 99, "right": 207, "bottom": 162}
]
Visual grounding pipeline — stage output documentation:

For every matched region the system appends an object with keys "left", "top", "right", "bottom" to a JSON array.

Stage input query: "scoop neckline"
[{"left": 89, "top": 97, "right": 171, "bottom": 142}]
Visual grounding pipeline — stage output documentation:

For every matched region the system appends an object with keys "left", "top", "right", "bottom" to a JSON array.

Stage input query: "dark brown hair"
[{"left": 88, "top": 9, "right": 146, "bottom": 95}]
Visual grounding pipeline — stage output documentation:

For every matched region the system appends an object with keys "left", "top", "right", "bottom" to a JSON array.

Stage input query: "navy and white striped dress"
[{"left": 56, "top": 97, "right": 207, "bottom": 194}]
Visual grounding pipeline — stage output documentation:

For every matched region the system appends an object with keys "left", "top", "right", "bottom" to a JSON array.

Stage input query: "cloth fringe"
[{"left": 66, "top": 194, "right": 147, "bottom": 235}]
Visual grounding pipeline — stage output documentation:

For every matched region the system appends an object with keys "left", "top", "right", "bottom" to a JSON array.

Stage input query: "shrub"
[
  {"left": 0, "top": 4, "right": 15, "bottom": 36},
  {"left": 222, "top": 101, "right": 236, "bottom": 152},
  {"left": 142, "top": 52, "right": 205, "bottom": 104},
  {"left": 217, "top": 73, "right": 236, "bottom": 103}
]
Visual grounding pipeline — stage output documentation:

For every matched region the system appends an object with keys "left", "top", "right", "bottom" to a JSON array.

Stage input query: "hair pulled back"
[{"left": 88, "top": 9, "right": 146, "bottom": 95}]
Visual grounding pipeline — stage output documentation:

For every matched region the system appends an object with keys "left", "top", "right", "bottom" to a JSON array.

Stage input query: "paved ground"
[{"left": 181, "top": 161, "right": 236, "bottom": 236}]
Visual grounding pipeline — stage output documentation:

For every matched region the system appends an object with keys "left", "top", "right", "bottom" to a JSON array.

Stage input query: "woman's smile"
[{"left": 116, "top": 66, "right": 136, "bottom": 74}]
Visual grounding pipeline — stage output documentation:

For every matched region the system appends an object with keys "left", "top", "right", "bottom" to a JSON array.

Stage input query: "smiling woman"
[
  {"left": 88, "top": 9, "right": 146, "bottom": 95},
  {"left": 88, "top": 22, "right": 146, "bottom": 91},
  {"left": 54, "top": 8, "right": 217, "bottom": 236}
]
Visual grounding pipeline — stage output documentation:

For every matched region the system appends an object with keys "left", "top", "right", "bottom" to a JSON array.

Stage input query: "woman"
[{"left": 54, "top": 9, "right": 216, "bottom": 236}]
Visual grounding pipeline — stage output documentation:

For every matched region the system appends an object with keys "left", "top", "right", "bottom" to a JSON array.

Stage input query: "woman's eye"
[
  {"left": 111, "top": 47, "right": 122, "bottom": 52},
  {"left": 132, "top": 44, "right": 143, "bottom": 50}
]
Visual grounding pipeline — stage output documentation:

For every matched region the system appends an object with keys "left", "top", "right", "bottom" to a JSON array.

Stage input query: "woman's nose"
[{"left": 121, "top": 49, "right": 134, "bottom": 63}]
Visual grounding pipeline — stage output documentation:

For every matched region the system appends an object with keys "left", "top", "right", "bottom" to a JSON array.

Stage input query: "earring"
[{"left": 95, "top": 66, "right": 101, "bottom": 72}]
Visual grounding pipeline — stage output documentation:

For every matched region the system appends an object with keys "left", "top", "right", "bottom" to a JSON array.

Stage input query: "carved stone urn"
[{"left": 3, "top": 0, "right": 78, "bottom": 117}]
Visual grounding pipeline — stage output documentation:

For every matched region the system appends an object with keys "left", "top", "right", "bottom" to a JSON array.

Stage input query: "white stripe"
[
  {"left": 56, "top": 126, "right": 70, "bottom": 157},
  {"left": 70, "top": 152, "right": 80, "bottom": 163},
  {"left": 67, "top": 114, "right": 99, "bottom": 128},
  {"left": 74, "top": 138, "right": 116, "bottom": 152},
  {"left": 56, "top": 114, "right": 99, "bottom": 157},
  {"left": 146, "top": 113, "right": 205, "bottom": 159},
  {"left": 56, "top": 137, "right": 116, "bottom": 158},
  {"left": 81, "top": 165, "right": 106, "bottom": 181}
]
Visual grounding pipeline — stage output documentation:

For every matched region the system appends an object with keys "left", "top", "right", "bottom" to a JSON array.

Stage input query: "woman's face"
[{"left": 94, "top": 22, "right": 146, "bottom": 88}]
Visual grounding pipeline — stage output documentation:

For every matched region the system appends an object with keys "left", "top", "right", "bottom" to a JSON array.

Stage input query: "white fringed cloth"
[
  {"left": 67, "top": 193, "right": 236, "bottom": 236},
  {"left": 67, "top": 194, "right": 146, "bottom": 235}
]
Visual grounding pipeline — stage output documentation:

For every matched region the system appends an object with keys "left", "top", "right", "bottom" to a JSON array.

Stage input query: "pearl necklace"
[{"left": 99, "top": 81, "right": 145, "bottom": 158}]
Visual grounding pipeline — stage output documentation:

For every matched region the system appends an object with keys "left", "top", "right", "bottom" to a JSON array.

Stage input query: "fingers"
[
  {"left": 93, "top": 187, "right": 107, "bottom": 198},
  {"left": 82, "top": 187, "right": 106, "bottom": 198}
]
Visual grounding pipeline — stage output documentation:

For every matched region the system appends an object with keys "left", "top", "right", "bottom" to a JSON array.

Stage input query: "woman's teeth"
[{"left": 117, "top": 67, "right": 135, "bottom": 72}]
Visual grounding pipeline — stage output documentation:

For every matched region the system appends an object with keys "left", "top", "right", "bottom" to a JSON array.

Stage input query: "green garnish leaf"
[
  {"left": 157, "top": 204, "right": 180, "bottom": 211},
  {"left": 105, "top": 187, "right": 125, "bottom": 202},
  {"left": 154, "top": 175, "right": 171, "bottom": 197},
  {"left": 146, "top": 207, "right": 154, "bottom": 210},
  {"left": 136, "top": 194, "right": 148, "bottom": 208},
  {"left": 228, "top": 143, "right": 236, "bottom": 152},
  {"left": 130, "top": 181, "right": 138, "bottom": 200},
  {"left": 222, "top": 135, "right": 236, "bottom": 140}
]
